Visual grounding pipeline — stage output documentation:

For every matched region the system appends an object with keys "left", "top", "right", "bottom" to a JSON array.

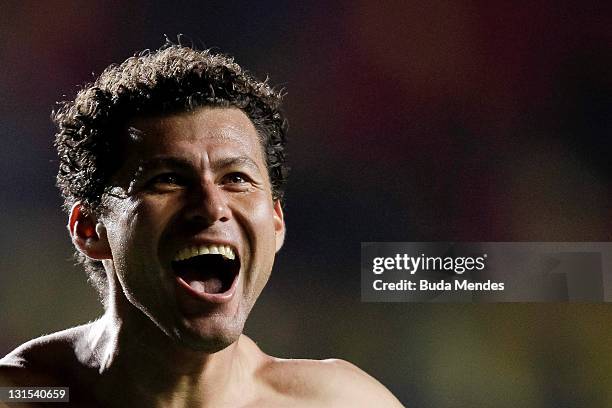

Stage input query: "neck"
[{"left": 80, "top": 301, "right": 258, "bottom": 407}]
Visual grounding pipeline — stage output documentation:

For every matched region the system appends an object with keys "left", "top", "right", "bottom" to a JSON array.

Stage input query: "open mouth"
[{"left": 171, "top": 245, "right": 240, "bottom": 295}]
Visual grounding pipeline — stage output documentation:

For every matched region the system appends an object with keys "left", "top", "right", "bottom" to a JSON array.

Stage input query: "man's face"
[{"left": 101, "top": 107, "right": 284, "bottom": 351}]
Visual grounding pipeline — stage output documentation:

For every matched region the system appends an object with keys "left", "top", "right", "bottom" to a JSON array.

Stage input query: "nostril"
[{"left": 184, "top": 201, "right": 230, "bottom": 226}]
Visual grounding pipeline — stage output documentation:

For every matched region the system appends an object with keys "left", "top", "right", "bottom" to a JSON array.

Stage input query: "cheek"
[
  {"left": 105, "top": 197, "right": 175, "bottom": 266},
  {"left": 243, "top": 196, "right": 278, "bottom": 248},
  {"left": 105, "top": 198, "right": 180, "bottom": 311},
  {"left": 236, "top": 194, "right": 278, "bottom": 293}
]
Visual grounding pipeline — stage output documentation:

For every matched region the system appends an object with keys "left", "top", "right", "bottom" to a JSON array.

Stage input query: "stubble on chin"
[{"left": 172, "top": 297, "right": 251, "bottom": 353}]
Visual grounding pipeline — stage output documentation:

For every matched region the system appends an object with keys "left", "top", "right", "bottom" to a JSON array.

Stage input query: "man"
[{"left": 0, "top": 45, "right": 402, "bottom": 407}]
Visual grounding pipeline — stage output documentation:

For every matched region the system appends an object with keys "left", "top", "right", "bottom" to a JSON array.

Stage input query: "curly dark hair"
[{"left": 53, "top": 44, "right": 288, "bottom": 302}]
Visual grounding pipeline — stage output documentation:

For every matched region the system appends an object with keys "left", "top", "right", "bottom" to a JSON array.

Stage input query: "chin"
[{"left": 175, "top": 316, "right": 245, "bottom": 353}]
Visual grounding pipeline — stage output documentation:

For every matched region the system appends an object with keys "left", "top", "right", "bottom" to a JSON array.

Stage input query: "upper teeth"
[{"left": 174, "top": 245, "right": 236, "bottom": 261}]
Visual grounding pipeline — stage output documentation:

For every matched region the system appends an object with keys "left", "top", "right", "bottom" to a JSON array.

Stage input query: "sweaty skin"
[{"left": 0, "top": 108, "right": 403, "bottom": 407}]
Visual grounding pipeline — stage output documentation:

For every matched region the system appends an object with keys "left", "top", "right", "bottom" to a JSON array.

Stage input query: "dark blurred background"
[{"left": 1, "top": 1, "right": 611, "bottom": 406}]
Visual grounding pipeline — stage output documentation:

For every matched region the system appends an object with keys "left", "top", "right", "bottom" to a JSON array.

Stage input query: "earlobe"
[
  {"left": 273, "top": 200, "right": 286, "bottom": 252},
  {"left": 68, "top": 202, "right": 112, "bottom": 260}
]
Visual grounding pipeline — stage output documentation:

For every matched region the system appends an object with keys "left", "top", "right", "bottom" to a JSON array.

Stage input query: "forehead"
[{"left": 124, "top": 107, "right": 263, "bottom": 159}]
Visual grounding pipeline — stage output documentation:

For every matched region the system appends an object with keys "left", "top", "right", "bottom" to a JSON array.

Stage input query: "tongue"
[{"left": 179, "top": 269, "right": 224, "bottom": 294}]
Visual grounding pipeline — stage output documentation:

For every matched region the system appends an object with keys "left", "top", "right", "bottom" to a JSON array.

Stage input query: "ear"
[
  {"left": 68, "top": 202, "right": 112, "bottom": 260},
  {"left": 273, "top": 200, "right": 286, "bottom": 252}
]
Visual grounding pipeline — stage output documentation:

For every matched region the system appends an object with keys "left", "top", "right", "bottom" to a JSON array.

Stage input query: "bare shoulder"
[
  {"left": 0, "top": 324, "right": 91, "bottom": 386},
  {"left": 258, "top": 357, "right": 404, "bottom": 407}
]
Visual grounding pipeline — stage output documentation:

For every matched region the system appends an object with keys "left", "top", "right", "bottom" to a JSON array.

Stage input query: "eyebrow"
[
  {"left": 134, "top": 157, "right": 192, "bottom": 174},
  {"left": 210, "top": 156, "right": 262, "bottom": 174},
  {"left": 135, "top": 155, "right": 262, "bottom": 174}
]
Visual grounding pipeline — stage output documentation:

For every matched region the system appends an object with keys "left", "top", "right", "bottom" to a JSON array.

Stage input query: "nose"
[{"left": 184, "top": 179, "right": 231, "bottom": 226}]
